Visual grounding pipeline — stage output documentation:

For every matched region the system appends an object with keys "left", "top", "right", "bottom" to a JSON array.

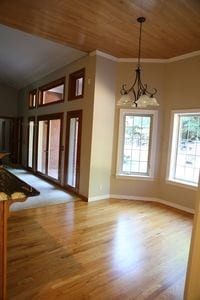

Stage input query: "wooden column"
[
  {"left": 0, "top": 201, "right": 8, "bottom": 300},
  {"left": 184, "top": 186, "right": 200, "bottom": 300}
]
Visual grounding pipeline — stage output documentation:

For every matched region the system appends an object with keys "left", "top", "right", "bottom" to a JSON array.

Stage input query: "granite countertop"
[{"left": 0, "top": 167, "right": 40, "bottom": 202}]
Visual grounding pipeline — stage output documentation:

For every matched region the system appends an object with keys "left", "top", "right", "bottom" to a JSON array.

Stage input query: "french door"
[
  {"left": 36, "top": 113, "right": 63, "bottom": 182},
  {"left": 64, "top": 110, "right": 82, "bottom": 193},
  {"left": 27, "top": 117, "right": 35, "bottom": 170}
]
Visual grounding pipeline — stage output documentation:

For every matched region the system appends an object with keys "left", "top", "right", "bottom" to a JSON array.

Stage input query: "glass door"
[
  {"left": 36, "top": 114, "right": 63, "bottom": 182},
  {"left": 48, "top": 118, "right": 61, "bottom": 179},
  {"left": 27, "top": 117, "right": 35, "bottom": 169},
  {"left": 65, "top": 110, "right": 82, "bottom": 192}
]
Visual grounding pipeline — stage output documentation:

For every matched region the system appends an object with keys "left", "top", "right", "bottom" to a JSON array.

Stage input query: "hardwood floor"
[{"left": 7, "top": 199, "right": 193, "bottom": 300}]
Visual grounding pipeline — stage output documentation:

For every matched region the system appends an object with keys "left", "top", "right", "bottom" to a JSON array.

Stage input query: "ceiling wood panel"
[{"left": 0, "top": 0, "right": 200, "bottom": 58}]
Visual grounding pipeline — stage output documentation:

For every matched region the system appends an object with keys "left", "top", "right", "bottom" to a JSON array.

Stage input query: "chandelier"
[{"left": 117, "top": 17, "right": 159, "bottom": 108}]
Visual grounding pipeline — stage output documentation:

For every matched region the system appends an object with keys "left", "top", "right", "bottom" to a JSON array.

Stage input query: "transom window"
[
  {"left": 68, "top": 68, "right": 85, "bottom": 101},
  {"left": 39, "top": 77, "right": 65, "bottom": 106},
  {"left": 168, "top": 111, "right": 200, "bottom": 186},
  {"left": 117, "top": 109, "right": 157, "bottom": 178},
  {"left": 29, "top": 89, "right": 37, "bottom": 108}
]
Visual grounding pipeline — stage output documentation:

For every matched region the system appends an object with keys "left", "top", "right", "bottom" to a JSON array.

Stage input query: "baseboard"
[
  {"left": 110, "top": 194, "right": 159, "bottom": 202},
  {"left": 110, "top": 194, "right": 195, "bottom": 214},
  {"left": 88, "top": 194, "right": 110, "bottom": 202},
  {"left": 155, "top": 198, "right": 195, "bottom": 214}
]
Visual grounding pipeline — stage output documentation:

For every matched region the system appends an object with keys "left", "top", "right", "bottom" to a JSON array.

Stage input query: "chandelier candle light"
[{"left": 117, "top": 17, "right": 159, "bottom": 108}]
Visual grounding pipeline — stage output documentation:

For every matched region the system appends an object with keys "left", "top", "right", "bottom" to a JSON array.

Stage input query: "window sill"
[
  {"left": 166, "top": 179, "right": 197, "bottom": 191},
  {"left": 116, "top": 174, "right": 155, "bottom": 181}
]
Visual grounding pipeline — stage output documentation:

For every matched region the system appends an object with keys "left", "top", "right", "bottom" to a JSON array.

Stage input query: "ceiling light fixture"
[{"left": 117, "top": 17, "right": 159, "bottom": 108}]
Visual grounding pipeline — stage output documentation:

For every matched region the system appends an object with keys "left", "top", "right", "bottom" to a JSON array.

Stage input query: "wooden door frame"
[
  {"left": 64, "top": 110, "right": 82, "bottom": 193},
  {"left": 36, "top": 113, "right": 63, "bottom": 183}
]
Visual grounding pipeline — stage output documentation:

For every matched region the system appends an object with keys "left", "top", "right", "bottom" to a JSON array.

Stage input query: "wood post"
[{"left": 0, "top": 201, "right": 8, "bottom": 300}]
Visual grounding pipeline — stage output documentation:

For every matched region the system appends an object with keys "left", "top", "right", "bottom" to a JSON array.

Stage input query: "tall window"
[
  {"left": 117, "top": 109, "right": 157, "bottom": 177},
  {"left": 168, "top": 111, "right": 200, "bottom": 186}
]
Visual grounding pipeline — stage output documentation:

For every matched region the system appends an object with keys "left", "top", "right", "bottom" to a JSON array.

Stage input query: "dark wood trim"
[
  {"left": 38, "top": 77, "right": 65, "bottom": 107},
  {"left": 2, "top": 121, "right": 6, "bottom": 151},
  {"left": 28, "top": 89, "right": 37, "bottom": 109},
  {"left": 64, "top": 110, "right": 82, "bottom": 193},
  {"left": 68, "top": 68, "right": 85, "bottom": 101}
]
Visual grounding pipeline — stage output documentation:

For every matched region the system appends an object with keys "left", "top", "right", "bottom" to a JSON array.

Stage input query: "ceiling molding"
[
  {"left": 89, "top": 50, "right": 117, "bottom": 62},
  {"left": 90, "top": 50, "right": 200, "bottom": 64},
  {"left": 166, "top": 50, "right": 200, "bottom": 63},
  {"left": 118, "top": 58, "right": 166, "bottom": 63}
]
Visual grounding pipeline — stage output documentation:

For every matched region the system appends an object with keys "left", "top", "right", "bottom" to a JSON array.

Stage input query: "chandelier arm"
[
  {"left": 144, "top": 88, "right": 157, "bottom": 96},
  {"left": 120, "top": 84, "right": 128, "bottom": 95},
  {"left": 127, "top": 68, "right": 140, "bottom": 93}
]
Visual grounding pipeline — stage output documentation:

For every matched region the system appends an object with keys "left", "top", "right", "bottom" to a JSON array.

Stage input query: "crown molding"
[
  {"left": 167, "top": 50, "right": 200, "bottom": 62},
  {"left": 89, "top": 50, "right": 117, "bottom": 61},
  {"left": 118, "top": 58, "right": 166, "bottom": 63},
  {"left": 89, "top": 49, "right": 200, "bottom": 64}
]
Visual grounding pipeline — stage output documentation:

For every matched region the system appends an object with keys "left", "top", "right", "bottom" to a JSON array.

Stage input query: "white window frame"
[
  {"left": 167, "top": 109, "right": 200, "bottom": 188},
  {"left": 116, "top": 109, "right": 158, "bottom": 179}
]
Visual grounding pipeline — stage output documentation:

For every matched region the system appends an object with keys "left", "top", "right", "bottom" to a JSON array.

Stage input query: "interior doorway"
[{"left": 0, "top": 117, "right": 22, "bottom": 164}]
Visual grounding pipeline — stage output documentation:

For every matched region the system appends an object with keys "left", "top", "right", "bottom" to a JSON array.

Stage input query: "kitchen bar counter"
[{"left": 0, "top": 167, "right": 39, "bottom": 300}]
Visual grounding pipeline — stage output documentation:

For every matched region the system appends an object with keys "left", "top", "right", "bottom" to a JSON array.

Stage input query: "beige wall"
[
  {"left": 160, "top": 55, "right": 200, "bottom": 209},
  {"left": 110, "top": 61, "right": 165, "bottom": 199},
  {"left": 110, "top": 55, "right": 199, "bottom": 210},
  {"left": 88, "top": 56, "right": 116, "bottom": 199}
]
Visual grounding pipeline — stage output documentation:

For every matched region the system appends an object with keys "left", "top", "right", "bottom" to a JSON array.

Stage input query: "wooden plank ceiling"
[{"left": 0, "top": 0, "right": 200, "bottom": 59}]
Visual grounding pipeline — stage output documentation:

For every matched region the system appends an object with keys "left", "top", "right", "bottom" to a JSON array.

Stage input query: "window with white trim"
[
  {"left": 117, "top": 109, "right": 158, "bottom": 178},
  {"left": 168, "top": 111, "right": 200, "bottom": 186}
]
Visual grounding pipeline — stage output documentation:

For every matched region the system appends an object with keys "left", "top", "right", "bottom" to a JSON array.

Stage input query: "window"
[
  {"left": 39, "top": 78, "right": 65, "bottom": 106},
  {"left": 168, "top": 110, "right": 200, "bottom": 186},
  {"left": 29, "top": 89, "right": 37, "bottom": 108},
  {"left": 68, "top": 68, "right": 85, "bottom": 100},
  {"left": 117, "top": 109, "right": 157, "bottom": 178}
]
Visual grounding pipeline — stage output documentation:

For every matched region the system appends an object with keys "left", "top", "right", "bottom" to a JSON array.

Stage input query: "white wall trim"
[
  {"left": 88, "top": 194, "right": 110, "bottom": 202},
  {"left": 167, "top": 50, "right": 200, "bottom": 62},
  {"left": 89, "top": 50, "right": 117, "bottom": 62},
  {"left": 89, "top": 50, "right": 200, "bottom": 64},
  {"left": 110, "top": 194, "right": 159, "bottom": 202},
  {"left": 156, "top": 198, "right": 195, "bottom": 214},
  {"left": 118, "top": 58, "right": 166, "bottom": 63},
  {"left": 88, "top": 193, "right": 194, "bottom": 213},
  {"left": 109, "top": 194, "right": 195, "bottom": 214}
]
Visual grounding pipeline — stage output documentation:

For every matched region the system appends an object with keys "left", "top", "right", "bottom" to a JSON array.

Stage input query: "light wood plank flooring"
[{"left": 8, "top": 199, "right": 193, "bottom": 300}]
